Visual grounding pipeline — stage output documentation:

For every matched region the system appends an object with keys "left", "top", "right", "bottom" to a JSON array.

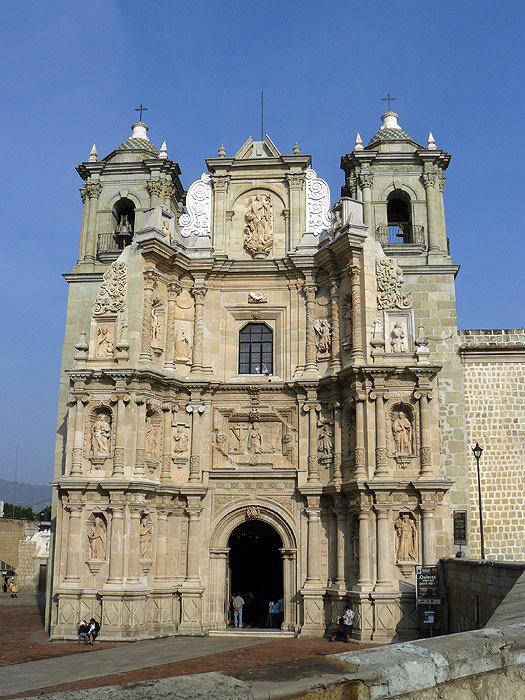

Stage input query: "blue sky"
[{"left": 1, "top": 0, "right": 523, "bottom": 486}]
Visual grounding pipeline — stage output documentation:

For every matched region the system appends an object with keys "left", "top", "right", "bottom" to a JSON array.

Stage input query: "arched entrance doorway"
[{"left": 228, "top": 520, "right": 283, "bottom": 628}]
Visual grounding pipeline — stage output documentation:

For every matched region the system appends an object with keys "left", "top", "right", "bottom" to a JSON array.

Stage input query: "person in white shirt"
[
  {"left": 329, "top": 604, "right": 354, "bottom": 642},
  {"left": 232, "top": 593, "right": 244, "bottom": 627}
]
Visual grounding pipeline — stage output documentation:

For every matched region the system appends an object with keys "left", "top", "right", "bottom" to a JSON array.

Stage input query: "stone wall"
[
  {"left": 459, "top": 329, "right": 525, "bottom": 560},
  {"left": 0, "top": 519, "right": 31, "bottom": 569},
  {"left": 441, "top": 557, "right": 525, "bottom": 633}
]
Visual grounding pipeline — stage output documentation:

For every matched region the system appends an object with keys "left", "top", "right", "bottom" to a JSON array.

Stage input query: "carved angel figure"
[
  {"left": 87, "top": 516, "right": 106, "bottom": 560},
  {"left": 394, "top": 514, "right": 417, "bottom": 562},
  {"left": 390, "top": 321, "right": 407, "bottom": 352},
  {"left": 140, "top": 515, "right": 152, "bottom": 559},
  {"left": 244, "top": 194, "right": 273, "bottom": 256},
  {"left": 91, "top": 414, "right": 111, "bottom": 455},
  {"left": 314, "top": 319, "right": 332, "bottom": 358},
  {"left": 392, "top": 411, "right": 412, "bottom": 455}
]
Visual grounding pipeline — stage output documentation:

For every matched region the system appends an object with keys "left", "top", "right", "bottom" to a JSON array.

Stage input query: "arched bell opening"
[
  {"left": 387, "top": 190, "right": 412, "bottom": 243},
  {"left": 113, "top": 197, "right": 135, "bottom": 248},
  {"left": 228, "top": 520, "right": 283, "bottom": 628}
]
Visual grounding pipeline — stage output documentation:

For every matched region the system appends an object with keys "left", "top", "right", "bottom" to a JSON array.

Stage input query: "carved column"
[
  {"left": 421, "top": 506, "right": 436, "bottom": 565},
  {"left": 354, "top": 394, "right": 367, "bottom": 480},
  {"left": 85, "top": 181, "right": 102, "bottom": 262},
  {"left": 329, "top": 281, "right": 341, "bottom": 372},
  {"left": 286, "top": 173, "right": 304, "bottom": 247},
  {"left": 164, "top": 282, "right": 182, "bottom": 370},
  {"left": 209, "top": 547, "right": 229, "bottom": 630},
  {"left": 127, "top": 507, "right": 142, "bottom": 583},
  {"left": 370, "top": 389, "right": 388, "bottom": 478},
  {"left": 167, "top": 506, "right": 183, "bottom": 582},
  {"left": 332, "top": 402, "right": 342, "bottom": 483},
  {"left": 185, "top": 505, "right": 203, "bottom": 584},
  {"left": 358, "top": 173, "right": 373, "bottom": 226},
  {"left": 304, "top": 401, "right": 320, "bottom": 482},
  {"left": 423, "top": 170, "right": 442, "bottom": 254},
  {"left": 280, "top": 548, "right": 297, "bottom": 631},
  {"left": 134, "top": 397, "right": 146, "bottom": 477},
  {"left": 139, "top": 270, "right": 157, "bottom": 363},
  {"left": 112, "top": 393, "right": 127, "bottom": 477},
  {"left": 70, "top": 395, "right": 87, "bottom": 477},
  {"left": 147, "top": 179, "right": 163, "bottom": 208},
  {"left": 155, "top": 508, "right": 169, "bottom": 582},
  {"left": 302, "top": 284, "right": 318, "bottom": 375},
  {"left": 305, "top": 504, "right": 322, "bottom": 584},
  {"left": 349, "top": 267, "right": 364, "bottom": 363},
  {"left": 357, "top": 506, "right": 372, "bottom": 590},
  {"left": 211, "top": 175, "right": 230, "bottom": 252},
  {"left": 160, "top": 403, "right": 174, "bottom": 482},
  {"left": 64, "top": 504, "right": 83, "bottom": 582},
  {"left": 190, "top": 286, "right": 207, "bottom": 374},
  {"left": 335, "top": 506, "right": 346, "bottom": 588},
  {"left": 187, "top": 403, "right": 205, "bottom": 482},
  {"left": 374, "top": 504, "right": 391, "bottom": 590},
  {"left": 415, "top": 390, "right": 433, "bottom": 477},
  {"left": 107, "top": 503, "right": 124, "bottom": 584},
  {"left": 77, "top": 187, "right": 89, "bottom": 262}
]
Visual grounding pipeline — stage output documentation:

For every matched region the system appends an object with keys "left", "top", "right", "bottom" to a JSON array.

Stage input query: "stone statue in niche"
[
  {"left": 317, "top": 421, "right": 333, "bottom": 455},
  {"left": 394, "top": 514, "right": 417, "bottom": 562},
  {"left": 247, "top": 421, "right": 263, "bottom": 454},
  {"left": 174, "top": 327, "right": 191, "bottom": 361},
  {"left": 314, "top": 319, "right": 332, "bottom": 358},
  {"left": 349, "top": 516, "right": 359, "bottom": 560},
  {"left": 151, "top": 306, "right": 161, "bottom": 343},
  {"left": 91, "top": 413, "right": 111, "bottom": 455},
  {"left": 342, "top": 294, "right": 353, "bottom": 342},
  {"left": 96, "top": 327, "right": 114, "bottom": 357},
  {"left": 140, "top": 515, "right": 152, "bottom": 559},
  {"left": 172, "top": 425, "right": 189, "bottom": 454},
  {"left": 87, "top": 516, "right": 106, "bottom": 560},
  {"left": 390, "top": 321, "right": 408, "bottom": 352},
  {"left": 244, "top": 194, "right": 273, "bottom": 257},
  {"left": 145, "top": 417, "right": 158, "bottom": 458},
  {"left": 392, "top": 410, "right": 413, "bottom": 455}
]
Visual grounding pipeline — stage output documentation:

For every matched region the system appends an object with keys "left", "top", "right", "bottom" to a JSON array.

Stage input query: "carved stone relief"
[
  {"left": 342, "top": 292, "right": 352, "bottom": 343},
  {"left": 391, "top": 407, "right": 414, "bottom": 456},
  {"left": 317, "top": 421, "right": 333, "bottom": 456},
  {"left": 172, "top": 424, "right": 190, "bottom": 465},
  {"left": 180, "top": 173, "right": 212, "bottom": 237},
  {"left": 145, "top": 414, "right": 160, "bottom": 460},
  {"left": 87, "top": 514, "right": 107, "bottom": 560},
  {"left": 394, "top": 513, "right": 417, "bottom": 562},
  {"left": 90, "top": 411, "right": 112, "bottom": 456},
  {"left": 244, "top": 194, "right": 273, "bottom": 257},
  {"left": 140, "top": 513, "right": 153, "bottom": 559},
  {"left": 92, "top": 261, "right": 127, "bottom": 316},
  {"left": 314, "top": 319, "right": 332, "bottom": 359},
  {"left": 174, "top": 326, "right": 191, "bottom": 362},
  {"left": 376, "top": 258, "right": 412, "bottom": 310},
  {"left": 245, "top": 506, "right": 260, "bottom": 520},
  {"left": 95, "top": 325, "right": 114, "bottom": 357},
  {"left": 151, "top": 299, "right": 163, "bottom": 351},
  {"left": 305, "top": 168, "right": 332, "bottom": 236}
]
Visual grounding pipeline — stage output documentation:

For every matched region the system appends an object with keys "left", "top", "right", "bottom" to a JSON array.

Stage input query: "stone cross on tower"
[
  {"left": 135, "top": 103, "right": 148, "bottom": 121},
  {"left": 382, "top": 93, "right": 396, "bottom": 111}
]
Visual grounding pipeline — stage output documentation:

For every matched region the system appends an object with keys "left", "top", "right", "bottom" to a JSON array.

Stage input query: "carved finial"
[
  {"left": 159, "top": 140, "right": 168, "bottom": 159},
  {"left": 293, "top": 141, "right": 301, "bottom": 155},
  {"left": 427, "top": 132, "right": 437, "bottom": 150},
  {"left": 89, "top": 144, "right": 98, "bottom": 162},
  {"left": 354, "top": 133, "right": 363, "bottom": 151},
  {"left": 218, "top": 144, "right": 227, "bottom": 158}
]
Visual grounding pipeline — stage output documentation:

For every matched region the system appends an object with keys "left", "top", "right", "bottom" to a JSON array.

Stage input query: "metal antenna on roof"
[{"left": 261, "top": 92, "right": 264, "bottom": 141}]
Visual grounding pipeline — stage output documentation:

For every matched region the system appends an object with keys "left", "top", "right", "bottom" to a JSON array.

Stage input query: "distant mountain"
[{"left": 0, "top": 479, "right": 52, "bottom": 508}]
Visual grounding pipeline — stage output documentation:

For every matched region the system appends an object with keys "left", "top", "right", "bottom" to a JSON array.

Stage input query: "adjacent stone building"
[{"left": 49, "top": 111, "right": 524, "bottom": 642}]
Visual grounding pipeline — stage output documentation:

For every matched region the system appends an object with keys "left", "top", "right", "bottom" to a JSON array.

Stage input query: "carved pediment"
[{"left": 234, "top": 135, "right": 281, "bottom": 160}]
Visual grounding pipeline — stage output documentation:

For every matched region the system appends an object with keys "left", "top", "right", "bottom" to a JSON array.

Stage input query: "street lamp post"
[{"left": 472, "top": 442, "right": 485, "bottom": 560}]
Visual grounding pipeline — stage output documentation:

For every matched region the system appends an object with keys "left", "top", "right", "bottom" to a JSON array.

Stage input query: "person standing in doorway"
[{"left": 232, "top": 592, "right": 244, "bottom": 627}]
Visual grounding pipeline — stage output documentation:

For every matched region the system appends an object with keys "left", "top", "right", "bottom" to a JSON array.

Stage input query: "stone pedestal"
[
  {"left": 370, "top": 591, "right": 401, "bottom": 643},
  {"left": 178, "top": 587, "right": 204, "bottom": 635},
  {"left": 300, "top": 588, "right": 326, "bottom": 637}
]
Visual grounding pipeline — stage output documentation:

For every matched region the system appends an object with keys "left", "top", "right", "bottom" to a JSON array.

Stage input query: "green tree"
[{"left": 3, "top": 503, "right": 38, "bottom": 520}]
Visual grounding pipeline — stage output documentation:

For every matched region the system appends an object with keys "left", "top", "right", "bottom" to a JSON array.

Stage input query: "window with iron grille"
[{"left": 239, "top": 323, "right": 273, "bottom": 375}]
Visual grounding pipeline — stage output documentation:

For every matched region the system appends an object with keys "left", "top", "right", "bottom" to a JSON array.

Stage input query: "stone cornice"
[{"left": 399, "top": 263, "right": 461, "bottom": 278}]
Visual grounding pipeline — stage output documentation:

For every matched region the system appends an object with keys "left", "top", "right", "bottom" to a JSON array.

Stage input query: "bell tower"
[{"left": 341, "top": 110, "right": 451, "bottom": 264}]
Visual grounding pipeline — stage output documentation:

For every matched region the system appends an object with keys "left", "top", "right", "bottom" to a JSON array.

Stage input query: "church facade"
[{"left": 49, "top": 111, "right": 523, "bottom": 642}]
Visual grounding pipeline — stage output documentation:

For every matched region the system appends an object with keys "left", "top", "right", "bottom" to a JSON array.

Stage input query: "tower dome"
[{"left": 118, "top": 121, "right": 159, "bottom": 155}]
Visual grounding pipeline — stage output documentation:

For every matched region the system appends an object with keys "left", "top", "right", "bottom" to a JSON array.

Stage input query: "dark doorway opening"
[{"left": 228, "top": 520, "right": 283, "bottom": 628}]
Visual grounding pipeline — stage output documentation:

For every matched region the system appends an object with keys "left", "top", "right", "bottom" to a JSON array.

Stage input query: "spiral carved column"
[
  {"left": 302, "top": 283, "right": 318, "bottom": 375},
  {"left": 190, "top": 286, "right": 207, "bottom": 374},
  {"left": 139, "top": 270, "right": 157, "bottom": 363},
  {"left": 330, "top": 280, "right": 341, "bottom": 372},
  {"left": 350, "top": 267, "right": 364, "bottom": 364},
  {"left": 164, "top": 282, "right": 182, "bottom": 370}
]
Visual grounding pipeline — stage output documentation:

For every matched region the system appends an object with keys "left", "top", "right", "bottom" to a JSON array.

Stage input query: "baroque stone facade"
[{"left": 49, "top": 113, "right": 523, "bottom": 642}]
